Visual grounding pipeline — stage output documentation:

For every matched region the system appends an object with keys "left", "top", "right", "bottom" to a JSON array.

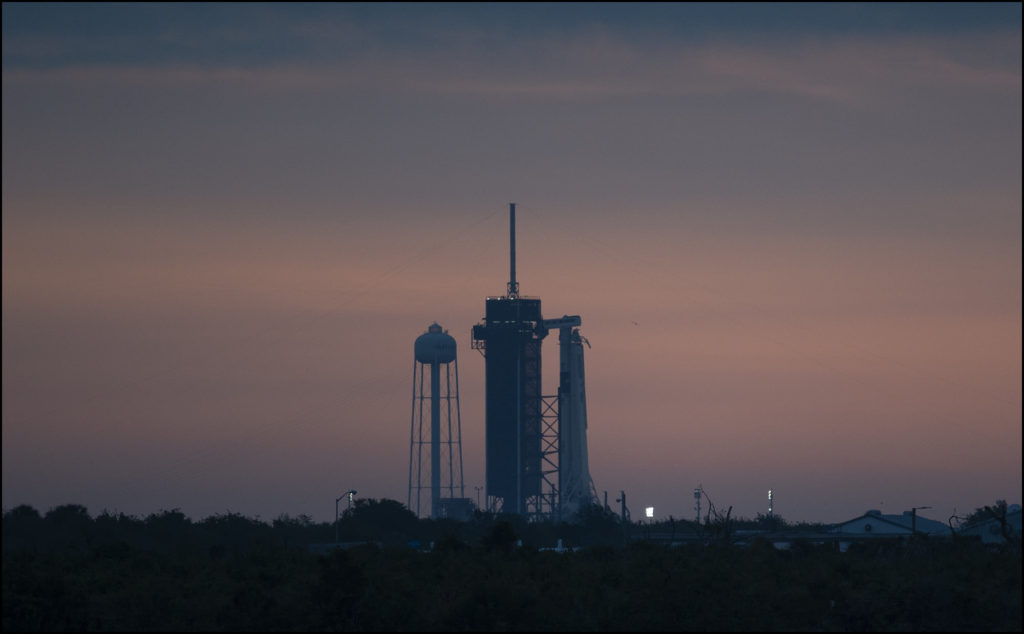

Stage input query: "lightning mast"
[{"left": 508, "top": 204, "right": 519, "bottom": 299}]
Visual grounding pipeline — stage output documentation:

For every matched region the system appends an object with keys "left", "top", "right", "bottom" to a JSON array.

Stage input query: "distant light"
[{"left": 645, "top": 506, "right": 654, "bottom": 518}]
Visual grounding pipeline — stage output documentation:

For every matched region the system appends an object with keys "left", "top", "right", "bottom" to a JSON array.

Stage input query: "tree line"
[{"left": 3, "top": 500, "right": 1020, "bottom": 631}]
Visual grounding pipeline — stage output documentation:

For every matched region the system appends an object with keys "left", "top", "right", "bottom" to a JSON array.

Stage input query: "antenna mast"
[{"left": 507, "top": 203, "right": 519, "bottom": 299}]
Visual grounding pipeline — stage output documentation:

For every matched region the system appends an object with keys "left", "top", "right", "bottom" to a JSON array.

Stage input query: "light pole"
[
  {"left": 474, "top": 486, "right": 481, "bottom": 509},
  {"left": 911, "top": 505, "right": 931, "bottom": 535},
  {"left": 336, "top": 489, "right": 357, "bottom": 544}
]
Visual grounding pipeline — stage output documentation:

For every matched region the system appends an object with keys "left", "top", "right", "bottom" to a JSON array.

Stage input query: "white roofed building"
[{"left": 830, "top": 509, "right": 950, "bottom": 550}]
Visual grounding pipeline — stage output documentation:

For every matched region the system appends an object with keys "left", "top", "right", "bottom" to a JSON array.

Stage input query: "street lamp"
[
  {"left": 336, "top": 489, "right": 357, "bottom": 544},
  {"left": 911, "top": 505, "right": 931, "bottom": 535}
]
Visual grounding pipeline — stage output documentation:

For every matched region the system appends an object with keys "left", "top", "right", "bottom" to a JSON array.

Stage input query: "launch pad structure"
[{"left": 472, "top": 204, "right": 598, "bottom": 521}]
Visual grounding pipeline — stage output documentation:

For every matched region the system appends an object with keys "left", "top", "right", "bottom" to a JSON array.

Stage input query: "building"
[
  {"left": 833, "top": 509, "right": 950, "bottom": 537},
  {"left": 830, "top": 509, "right": 950, "bottom": 551}
]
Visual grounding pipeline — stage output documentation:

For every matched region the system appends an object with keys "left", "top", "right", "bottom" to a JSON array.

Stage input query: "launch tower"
[{"left": 472, "top": 204, "right": 597, "bottom": 519}]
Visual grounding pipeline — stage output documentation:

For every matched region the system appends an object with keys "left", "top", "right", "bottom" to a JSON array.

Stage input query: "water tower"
[{"left": 408, "top": 323, "right": 468, "bottom": 519}]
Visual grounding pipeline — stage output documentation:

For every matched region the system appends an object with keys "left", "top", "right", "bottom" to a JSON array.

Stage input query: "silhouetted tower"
[
  {"left": 408, "top": 323, "right": 465, "bottom": 519},
  {"left": 472, "top": 204, "right": 548, "bottom": 516},
  {"left": 472, "top": 203, "right": 598, "bottom": 519}
]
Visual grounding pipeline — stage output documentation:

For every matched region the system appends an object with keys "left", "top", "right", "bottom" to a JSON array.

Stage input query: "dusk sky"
[{"left": 3, "top": 3, "right": 1021, "bottom": 526}]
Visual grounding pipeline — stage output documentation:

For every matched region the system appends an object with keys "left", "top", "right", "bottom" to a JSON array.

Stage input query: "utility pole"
[
  {"left": 911, "top": 506, "right": 931, "bottom": 535},
  {"left": 616, "top": 490, "right": 631, "bottom": 545},
  {"left": 616, "top": 490, "right": 630, "bottom": 522}
]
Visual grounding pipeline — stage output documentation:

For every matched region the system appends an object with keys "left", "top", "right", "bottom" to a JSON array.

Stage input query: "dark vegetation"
[{"left": 3, "top": 500, "right": 1020, "bottom": 631}]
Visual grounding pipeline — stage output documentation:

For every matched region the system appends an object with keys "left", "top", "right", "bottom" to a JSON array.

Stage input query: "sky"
[{"left": 3, "top": 2, "right": 1021, "bottom": 526}]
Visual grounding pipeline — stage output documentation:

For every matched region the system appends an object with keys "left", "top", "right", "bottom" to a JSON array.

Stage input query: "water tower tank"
[{"left": 414, "top": 323, "right": 456, "bottom": 364}]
